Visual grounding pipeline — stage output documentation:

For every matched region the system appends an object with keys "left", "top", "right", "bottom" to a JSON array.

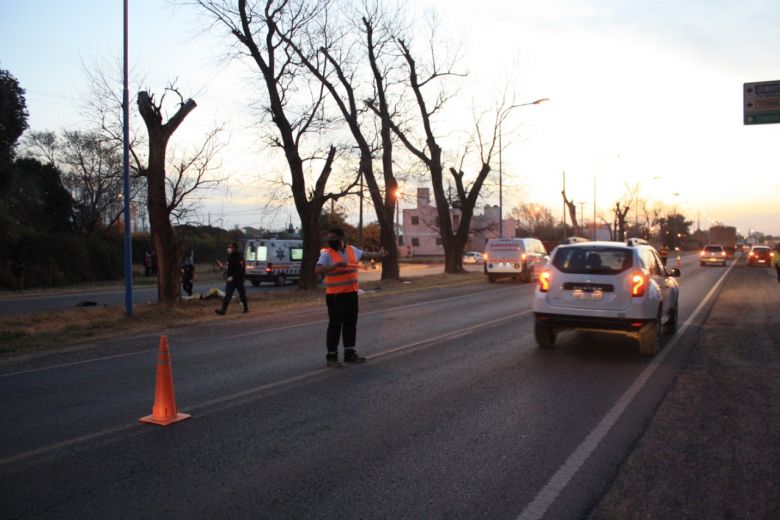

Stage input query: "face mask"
[
  {"left": 227, "top": 248, "right": 234, "bottom": 254},
  {"left": 328, "top": 240, "right": 341, "bottom": 250}
]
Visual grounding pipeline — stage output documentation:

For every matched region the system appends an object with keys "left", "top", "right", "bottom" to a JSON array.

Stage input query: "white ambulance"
[
  {"left": 483, "top": 237, "right": 549, "bottom": 283},
  {"left": 244, "top": 238, "right": 304, "bottom": 286}
]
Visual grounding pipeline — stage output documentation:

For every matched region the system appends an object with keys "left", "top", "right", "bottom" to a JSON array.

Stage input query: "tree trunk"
[
  {"left": 298, "top": 204, "right": 323, "bottom": 290},
  {"left": 137, "top": 91, "right": 197, "bottom": 305},
  {"left": 146, "top": 135, "right": 180, "bottom": 304}
]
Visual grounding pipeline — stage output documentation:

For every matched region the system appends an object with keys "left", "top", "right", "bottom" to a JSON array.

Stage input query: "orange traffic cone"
[{"left": 139, "top": 336, "right": 191, "bottom": 426}]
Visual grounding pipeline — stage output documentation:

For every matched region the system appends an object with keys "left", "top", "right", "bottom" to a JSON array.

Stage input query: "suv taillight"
[
  {"left": 538, "top": 271, "right": 551, "bottom": 292},
  {"left": 630, "top": 272, "right": 646, "bottom": 297}
]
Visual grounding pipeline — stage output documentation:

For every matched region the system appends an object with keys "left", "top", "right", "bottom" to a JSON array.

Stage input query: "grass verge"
[{"left": 0, "top": 271, "right": 483, "bottom": 358}]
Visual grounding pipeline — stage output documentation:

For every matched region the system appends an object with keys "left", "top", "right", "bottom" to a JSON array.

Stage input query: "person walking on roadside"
[
  {"left": 772, "top": 244, "right": 780, "bottom": 283},
  {"left": 181, "top": 260, "right": 195, "bottom": 296},
  {"left": 215, "top": 242, "right": 248, "bottom": 315},
  {"left": 315, "top": 227, "right": 387, "bottom": 368}
]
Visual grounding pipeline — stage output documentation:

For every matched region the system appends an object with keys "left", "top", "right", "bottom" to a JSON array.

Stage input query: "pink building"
[{"left": 401, "top": 188, "right": 517, "bottom": 256}]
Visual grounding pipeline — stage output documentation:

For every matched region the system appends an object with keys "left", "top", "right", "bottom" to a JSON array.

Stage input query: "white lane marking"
[
  {"left": 0, "top": 285, "right": 521, "bottom": 378},
  {"left": 220, "top": 284, "right": 520, "bottom": 340},
  {"left": 0, "top": 349, "right": 159, "bottom": 379},
  {"left": 0, "top": 310, "right": 528, "bottom": 468},
  {"left": 0, "top": 423, "right": 139, "bottom": 467},
  {"left": 517, "top": 261, "right": 735, "bottom": 520}
]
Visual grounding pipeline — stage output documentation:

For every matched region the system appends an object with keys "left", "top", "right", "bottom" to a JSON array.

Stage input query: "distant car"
[
  {"left": 700, "top": 245, "right": 727, "bottom": 266},
  {"left": 462, "top": 251, "right": 484, "bottom": 265},
  {"left": 532, "top": 238, "right": 681, "bottom": 356},
  {"left": 747, "top": 245, "right": 772, "bottom": 267}
]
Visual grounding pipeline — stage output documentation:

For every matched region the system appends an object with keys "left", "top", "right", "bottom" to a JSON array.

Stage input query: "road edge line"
[{"left": 516, "top": 260, "right": 736, "bottom": 520}]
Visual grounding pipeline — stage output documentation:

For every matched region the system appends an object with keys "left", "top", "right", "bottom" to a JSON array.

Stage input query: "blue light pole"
[{"left": 122, "top": 0, "right": 133, "bottom": 316}]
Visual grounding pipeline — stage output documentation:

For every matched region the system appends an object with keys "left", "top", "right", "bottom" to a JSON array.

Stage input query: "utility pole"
[{"left": 499, "top": 126, "right": 503, "bottom": 238}]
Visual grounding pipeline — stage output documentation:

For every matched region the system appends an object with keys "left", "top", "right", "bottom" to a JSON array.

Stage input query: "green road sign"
[{"left": 744, "top": 80, "right": 780, "bottom": 125}]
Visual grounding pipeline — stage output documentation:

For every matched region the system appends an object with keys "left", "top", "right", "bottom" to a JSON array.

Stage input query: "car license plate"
[{"left": 573, "top": 289, "right": 603, "bottom": 301}]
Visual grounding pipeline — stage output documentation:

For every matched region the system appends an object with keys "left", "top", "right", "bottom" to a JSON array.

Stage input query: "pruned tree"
[
  {"left": 136, "top": 89, "right": 198, "bottom": 304},
  {"left": 613, "top": 201, "right": 630, "bottom": 242},
  {"left": 81, "top": 60, "right": 225, "bottom": 302},
  {"left": 196, "top": 0, "right": 356, "bottom": 289},
  {"left": 561, "top": 189, "right": 580, "bottom": 237}
]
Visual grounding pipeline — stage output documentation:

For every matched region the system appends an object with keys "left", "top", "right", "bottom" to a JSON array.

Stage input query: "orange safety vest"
[
  {"left": 659, "top": 247, "right": 669, "bottom": 258},
  {"left": 324, "top": 246, "right": 360, "bottom": 294}
]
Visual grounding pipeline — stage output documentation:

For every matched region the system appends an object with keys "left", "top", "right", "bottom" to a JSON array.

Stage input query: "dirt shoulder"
[{"left": 591, "top": 264, "right": 780, "bottom": 519}]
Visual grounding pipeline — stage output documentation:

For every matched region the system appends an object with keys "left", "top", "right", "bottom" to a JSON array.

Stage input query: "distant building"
[{"left": 401, "top": 187, "right": 517, "bottom": 255}]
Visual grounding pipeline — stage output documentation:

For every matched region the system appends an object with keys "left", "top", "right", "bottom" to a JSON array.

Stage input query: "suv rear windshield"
[
  {"left": 552, "top": 246, "right": 633, "bottom": 274},
  {"left": 704, "top": 245, "right": 724, "bottom": 252}
]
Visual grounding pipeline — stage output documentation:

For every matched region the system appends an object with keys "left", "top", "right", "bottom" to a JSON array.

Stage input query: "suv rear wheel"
[
  {"left": 639, "top": 312, "right": 662, "bottom": 356},
  {"left": 534, "top": 320, "right": 557, "bottom": 349},
  {"left": 664, "top": 305, "right": 678, "bottom": 335}
]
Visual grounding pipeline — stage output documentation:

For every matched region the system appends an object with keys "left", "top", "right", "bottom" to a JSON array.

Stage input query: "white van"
[
  {"left": 244, "top": 238, "right": 304, "bottom": 286},
  {"left": 484, "top": 237, "right": 549, "bottom": 283}
]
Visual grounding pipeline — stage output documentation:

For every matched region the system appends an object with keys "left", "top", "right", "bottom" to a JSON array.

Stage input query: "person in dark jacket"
[
  {"left": 215, "top": 242, "right": 248, "bottom": 315},
  {"left": 181, "top": 260, "right": 195, "bottom": 296}
]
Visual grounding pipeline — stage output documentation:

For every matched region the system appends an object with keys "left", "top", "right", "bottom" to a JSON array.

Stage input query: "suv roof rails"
[
  {"left": 565, "top": 236, "right": 589, "bottom": 244},
  {"left": 626, "top": 238, "right": 649, "bottom": 246}
]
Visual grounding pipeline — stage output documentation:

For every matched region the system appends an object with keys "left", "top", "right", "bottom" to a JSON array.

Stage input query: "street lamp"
[
  {"left": 393, "top": 187, "right": 403, "bottom": 242},
  {"left": 499, "top": 97, "right": 549, "bottom": 238}
]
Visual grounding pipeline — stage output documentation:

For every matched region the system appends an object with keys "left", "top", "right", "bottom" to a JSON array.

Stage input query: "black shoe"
[
  {"left": 344, "top": 349, "right": 366, "bottom": 364},
  {"left": 326, "top": 354, "right": 343, "bottom": 368},
  {"left": 242, "top": 308, "right": 248, "bottom": 314},
  {"left": 215, "top": 309, "right": 226, "bottom": 316}
]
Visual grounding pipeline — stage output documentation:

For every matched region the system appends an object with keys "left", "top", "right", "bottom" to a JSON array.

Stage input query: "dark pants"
[
  {"left": 221, "top": 279, "right": 247, "bottom": 310},
  {"left": 326, "top": 291, "right": 359, "bottom": 354},
  {"left": 775, "top": 263, "right": 780, "bottom": 282},
  {"left": 182, "top": 279, "right": 193, "bottom": 296}
]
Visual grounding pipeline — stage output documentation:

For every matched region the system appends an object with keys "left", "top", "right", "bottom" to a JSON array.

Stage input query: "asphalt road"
[
  {"left": 0, "top": 254, "right": 733, "bottom": 519},
  {"left": 0, "top": 263, "right": 447, "bottom": 315}
]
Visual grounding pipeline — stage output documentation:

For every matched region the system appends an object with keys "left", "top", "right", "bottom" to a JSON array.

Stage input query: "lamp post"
[
  {"left": 498, "top": 98, "right": 549, "bottom": 238},
  {"left": 122, "top": 0, "right": 133, "bottom": 316},
  {"left": 393, "top": 188, "right": 403, "bottom": 241}
]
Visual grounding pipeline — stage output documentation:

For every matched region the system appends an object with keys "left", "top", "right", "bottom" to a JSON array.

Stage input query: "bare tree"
[
  {"left": 80, "top": 61, "right": 225, "bottom": 302},
  {"left": 613, "top": 201, "right": 630, "bottom": 241},
  {"left": 561, "top": 189, "right": 580, "bottom": 237},
  {"left": 196, "top": 0, "right": 357, "bottom": 289},
  {"left": 136, "top": 89, "right": 198, "bottom": 304},
  {"left": 23, "top": 130, "right": 143, "bottom": 236},
  {"left": 511, "top": 203, "right": 555, "bottom": 236},
  {"left": 388, "top": 35, "right": 530, "bottom": 273},
  {"left": 280, "top": 5, "right": 403, "bottom": 279}
]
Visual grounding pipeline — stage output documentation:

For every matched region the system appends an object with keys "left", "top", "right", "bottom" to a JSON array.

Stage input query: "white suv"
[{"left": 532, "top": 239, "right": 681, "bottom": 355}]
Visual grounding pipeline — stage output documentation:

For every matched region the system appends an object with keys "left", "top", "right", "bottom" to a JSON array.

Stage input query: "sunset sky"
[{"left": 2, "top": 0, "right": 779, "bottom": 235}]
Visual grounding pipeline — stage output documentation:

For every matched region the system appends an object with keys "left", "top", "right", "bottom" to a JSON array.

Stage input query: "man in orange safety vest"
[{"left": 315, "top": 227, "right": 387, "bottom": 368}]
